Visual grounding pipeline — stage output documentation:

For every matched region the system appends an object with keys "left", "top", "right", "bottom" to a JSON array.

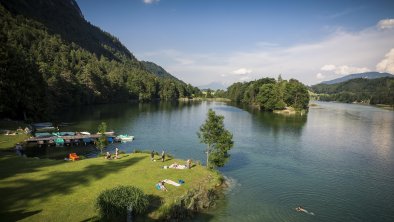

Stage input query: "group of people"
[
  {"left": 151, "top": 150, "right": 165, "bottom": 162},
  {"left": 150, "top": 150, "right": 192, "bottom": 168},
  {"left": 105, "top": 148, "right": 120, "bottom": 160}
]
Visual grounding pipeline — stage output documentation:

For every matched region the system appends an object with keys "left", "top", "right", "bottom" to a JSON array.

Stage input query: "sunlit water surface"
[{"left": 51, "top": 101, "right": 394, "bottom": 222}]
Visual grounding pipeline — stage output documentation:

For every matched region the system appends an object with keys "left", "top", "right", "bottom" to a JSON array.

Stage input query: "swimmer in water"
[{"left": 295, "top": 206, "right": 314, "bottom": 215}]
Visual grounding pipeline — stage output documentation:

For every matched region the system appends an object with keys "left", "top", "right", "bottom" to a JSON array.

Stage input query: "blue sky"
[{"left": 76, "top": 0, "right": 394, "bottom": 86}]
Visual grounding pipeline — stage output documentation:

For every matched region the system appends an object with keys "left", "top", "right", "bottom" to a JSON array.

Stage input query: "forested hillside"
[
  {"left": 0, "top": 0, "right": 199, "bottom": 120},
  {"left": 226, "top": 76, "right": 310, "bottom": 111},
  {"left": 320, "top": 72, "right": 393, "bottom": 85},
  {"left": 311, "top": 77, "right": 394, "bottom": 105},
  {"left": 142, "top": 61, "right": 178, "bottom": 80}
]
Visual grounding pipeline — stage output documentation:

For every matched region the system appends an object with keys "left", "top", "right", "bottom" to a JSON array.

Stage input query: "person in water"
[
  {"left": 295, "top": 206, "right": 307, "bottom": 213},
  {"left": 295, "top": 206, "right": 314, "bottom": 215}
]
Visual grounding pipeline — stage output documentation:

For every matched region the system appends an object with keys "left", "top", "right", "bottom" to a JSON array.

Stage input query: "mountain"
[
  {"left": 198, "top": 82, "right": 227, "bottom": 90},
  {"left": 320, "top": 72, "right": 393, "bottom": 85},
  {"left": 0, "top": 0, "right": 133, "bottom": 61},
  {"left": 311, "top": 77, "right": 394, "bottom": 105},
  {"left": 0, "top": 0, "right": 200, "bottom": 120},
  {"left": 141, "top": 61, "right": 181, "bottom": 81}
]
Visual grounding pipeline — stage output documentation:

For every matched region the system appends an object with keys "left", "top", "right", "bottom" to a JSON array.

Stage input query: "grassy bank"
[
  {"left": 179, "top": 97, "right": 231, "bottom": 102},
  {"left": 0, "top": 153, "right": 222, "bottom": 221},
  {"left": 375, "top": 104, "right": 394, "bottom": 111},
  {"left": 0, "top": 120, "right": 29, "bottom": 151},
  {"left": 0, "top": 134, "right": 29, "bottom": 151},
  {"left": 272, "top": 107, "right": 307, "bottom": 115}
]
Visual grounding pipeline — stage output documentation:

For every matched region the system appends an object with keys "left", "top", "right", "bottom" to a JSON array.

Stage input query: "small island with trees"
[{"left": 225, "top": 76, "right": 310, "bottom": 114}]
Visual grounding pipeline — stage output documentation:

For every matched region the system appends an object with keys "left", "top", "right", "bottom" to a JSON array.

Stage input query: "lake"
[{"left": 50, "top": 101, "right": 394, "bottom": 221}]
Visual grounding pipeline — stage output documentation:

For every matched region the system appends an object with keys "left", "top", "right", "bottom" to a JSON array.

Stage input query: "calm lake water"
[{"left": 53, "top": 101, "right": 394, "bottom": 221}]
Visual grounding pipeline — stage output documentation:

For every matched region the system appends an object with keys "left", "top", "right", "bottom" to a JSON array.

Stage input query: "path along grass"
[{"left": 0, "top": 153, "right": 222, "bottom": 221}]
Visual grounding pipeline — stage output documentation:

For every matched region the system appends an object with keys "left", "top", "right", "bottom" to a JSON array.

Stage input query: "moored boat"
[{"left": 116, "top": 134, "right": 134, "bottom": 143}]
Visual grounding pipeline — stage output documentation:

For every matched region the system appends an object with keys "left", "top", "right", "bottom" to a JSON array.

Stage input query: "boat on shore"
[
  {"left": 116, "top": 134, "right": 134, "bottom": 143},
  {"left": 97, "top": 131, "right": 115, "bottom": 136},
  {"left": 31, "top": 122, "right": 57, "bottom": 132}
]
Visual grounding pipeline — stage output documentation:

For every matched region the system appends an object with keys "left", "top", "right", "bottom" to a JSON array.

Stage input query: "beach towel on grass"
[
  {"left": 163, "top": 179, "right": 181, "bottom": 186},
  {"left": 168, "top": 164, "right": 187, "bottom": 169}
]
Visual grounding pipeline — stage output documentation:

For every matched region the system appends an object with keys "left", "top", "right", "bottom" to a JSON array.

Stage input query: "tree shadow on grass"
[
  {"left": 0, "top": 156, "right": 145, "bottom": 220},
  {"left": 80, "top": 216, "right": 99, "bottom": 222},
  {"left": 0, "top": 209, "right": 42, "bottom": 221},
  {"left": 0, "top": 155, "right": 64, "bottom": 180},
  {"left": 146, "top": 194, "right": 163, "bottom": 215}
]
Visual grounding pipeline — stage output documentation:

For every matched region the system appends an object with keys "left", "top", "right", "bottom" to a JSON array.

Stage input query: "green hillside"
[
  {"left": 142, "top": 61, "right": 178, "bottom": 80},
  {"left": 0, "top": 0, "right": 200, "bottom": 121},
  {"left": 1, "top": 0, "right": 132, "bottom": 61},
  {"left": 311, "top": 77, "right": 394, "bottom": 105},
  {"left": 320, "top": 72, "right": 393, "bottom": 85}
]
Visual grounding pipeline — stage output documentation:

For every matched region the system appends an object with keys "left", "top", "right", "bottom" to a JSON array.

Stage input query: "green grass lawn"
[
  {"left": 0, "top": 119, "right": 29, "bottom": 151},
  {"left": 0, "top": 153, "right": 221, "bottom": 221},
  {"left": 0, "top": 134, "right": 29, "bottom": 151}
]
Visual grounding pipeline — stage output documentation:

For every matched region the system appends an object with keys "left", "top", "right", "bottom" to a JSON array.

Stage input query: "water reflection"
[
  {"left": 228, "top": 103, "right": 308, "bottom": 137},
  {"left": 370, "top": 112, "right": 393, "bottom": 162},
  {"left": 25, "top": 101, "right": 394, "bottom": 222}
]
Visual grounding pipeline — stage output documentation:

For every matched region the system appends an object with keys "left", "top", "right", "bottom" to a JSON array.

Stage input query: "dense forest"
[
  {"left": 0, "top": 0, "right": 200, "bottom": 121},
  {"left": 311, "top": 77, "right": 394, "bottom": 105},
  {"left": 225, "top": 76, "right": 310, "bottom": 111}
]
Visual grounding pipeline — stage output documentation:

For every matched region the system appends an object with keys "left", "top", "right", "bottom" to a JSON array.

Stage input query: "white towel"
[{"left": 163, "top": 179, "right": 181, "bottom": 186}]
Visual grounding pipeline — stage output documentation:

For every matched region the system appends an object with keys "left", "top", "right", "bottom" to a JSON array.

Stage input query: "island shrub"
[{"left": 96, "top": 185, "right": 149, "bottom": 221}]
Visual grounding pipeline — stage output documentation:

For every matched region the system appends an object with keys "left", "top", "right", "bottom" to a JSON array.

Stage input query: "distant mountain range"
[
  {"left": 198, "top": 82, "right": 227, "bottom": 90},
  {"left": 320, "top": 72, "right": 393, "bottom": 85}
]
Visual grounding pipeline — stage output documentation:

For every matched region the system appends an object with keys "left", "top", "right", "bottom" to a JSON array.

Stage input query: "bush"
[
  {"left": 96, "top": 185, "right": 149, "bottom": 221},
  {"left": 78, "top": 155, "right": 86, "bottom": 160}
]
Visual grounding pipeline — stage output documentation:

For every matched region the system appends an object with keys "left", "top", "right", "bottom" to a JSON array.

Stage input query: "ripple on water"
[{"left": 222, "top": 175, "right": 241, "bottom": 194}]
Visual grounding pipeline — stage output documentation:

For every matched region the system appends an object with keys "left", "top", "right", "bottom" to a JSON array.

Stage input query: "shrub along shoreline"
[{"left": 0, "top": 152, "right": 223, "bottom": 221}]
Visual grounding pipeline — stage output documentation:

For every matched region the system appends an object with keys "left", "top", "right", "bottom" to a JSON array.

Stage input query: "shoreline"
[{"left": 0, "top": 152, "right": 223, "bottom": 221}]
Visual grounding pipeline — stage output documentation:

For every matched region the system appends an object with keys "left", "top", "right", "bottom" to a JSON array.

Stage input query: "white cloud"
[
  {"left": 316, "top": 73, "right": 326, "bottom": 80},
  {"left": 321, "top": 64, "right": 336, "bottom": 71},
  {"left": 232, "top": 68, "right": 252, "bottom": 75},
  {"left": 240, "top": 76, "right": 252, "bottom": 81},
  {"left": 143, "top": 0, "right": 159, "bottom": 4},
  {"left": 376, "top": 48, "right": 394, "bottom": 73},
  {"left": 174, "top": 58, "right": 194, "bottom": 65},
  {"left": 334, "top": 65, "right": 370, "bottom": 75},
  {"left": 138, "top": 19, "right": 394, "bottom": 86},
  {"left": 377, "top": 19, "right": 394, "bottom": 29},
  {"left": 320, "top": 64, "right": 370, "bottom": 75}
]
